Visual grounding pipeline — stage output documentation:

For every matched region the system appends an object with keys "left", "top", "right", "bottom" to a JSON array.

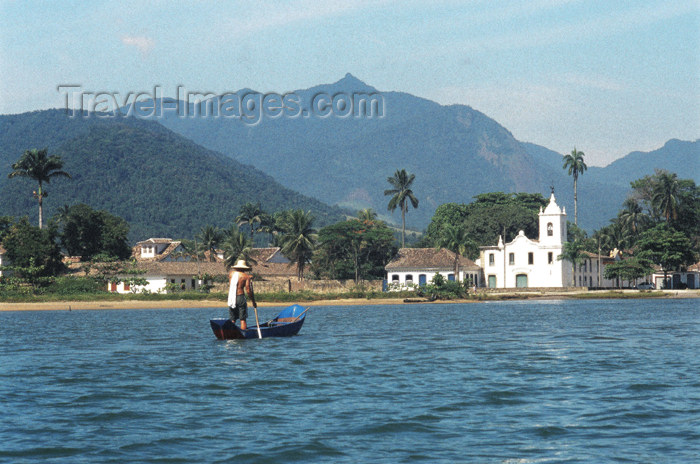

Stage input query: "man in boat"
[{"left": 227, "top": 259, "right": 257, "bottom": 330}]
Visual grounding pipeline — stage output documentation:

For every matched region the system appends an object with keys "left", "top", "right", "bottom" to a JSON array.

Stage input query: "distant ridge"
[
  {"left": 137, "top": 74, "right": 698, "bottom": 230},
  {"left": 0, "top": 109, "right": 345, "bottom": 240}
]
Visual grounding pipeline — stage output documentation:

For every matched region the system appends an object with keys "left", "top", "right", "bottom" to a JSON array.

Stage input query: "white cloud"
[{"left": 121, "top": 35, "right": 155, "bottom": 55}]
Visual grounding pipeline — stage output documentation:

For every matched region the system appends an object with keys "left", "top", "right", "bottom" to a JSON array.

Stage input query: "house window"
[
  {"left": 583, "top": 261, "right": 587, "bottom": 272},
  {"left": 191, "top": 279, "right": 195, "bottom": 288},
  {"left": 528, "top": 252, "right": 534, "bottom": 265},
  {"left": 509, "top": 253, "right": 514, "bottom": 265},
  {"left": 405, "top": 274, "right": 414, "bottom": 283},
  {"left": 391, "top": 274, "right": 399, "bottom": 282},
  {"left": 547, "top": 223, "right": 553, "bottom": 236},
  {"left": 124, "top": 283, "right": 130, "bottom": 291},
  {"left": 489, "top": 253, "right": 495, "bottom": 266},
  {"left": 548, "top": 252, "right": 553, "bottom": 264},
  {"left": 171, "top": 279, "right": 175, "bottom": 284}
]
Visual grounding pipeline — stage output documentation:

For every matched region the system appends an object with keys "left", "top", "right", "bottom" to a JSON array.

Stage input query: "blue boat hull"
[{"left": 210, "top": 304, "right": 307, "bottom": 340}]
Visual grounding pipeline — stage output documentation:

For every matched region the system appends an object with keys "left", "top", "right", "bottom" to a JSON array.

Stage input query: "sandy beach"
[
  {"left": 1, "top": 290, "right": 697, "bottom": 311},
  {"left": 0, "top": 298, "right": 411, "bottom": 311}
]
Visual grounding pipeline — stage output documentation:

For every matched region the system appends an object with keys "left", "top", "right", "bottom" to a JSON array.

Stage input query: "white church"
[{"left": 479, "top": 191, "right": 573, "bottom": 288}]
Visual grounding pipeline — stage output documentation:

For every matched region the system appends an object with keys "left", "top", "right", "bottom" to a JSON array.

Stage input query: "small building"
[
  {"left": 108, "top": 261, "right": 226, "bottom": 294},
  {"left": 650, "top": 261, "right": 700, "bottom": 289},
  {"left": 248, "top": 247, "right": 296, "bottom": 279},
  {"left": 0, "top": 244, "right": 8, "bottom": 277},
  {"left": 385, "top": 248, "right": 480, "bottom": 290},
  {"left": 479, "top": 192, "right": 572, "bottom": 288},
  {"left": 133, "top": 238, "right": 187, "bottom": 262},
  {"left": 576, "top": 251, "right": 620, "bottom": 288}
]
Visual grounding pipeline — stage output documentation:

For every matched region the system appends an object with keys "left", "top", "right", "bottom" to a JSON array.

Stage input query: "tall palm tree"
[
  {"left": 8, "top": 148, "right": 71, "bottom": 229},
  {"left": 562, "top": 148, "right": 587, "bottom": 225},
  {"left": 436, "top": 223, "right": 476, "bottom": 281},
  {"left": 277, "top": 209, "right": 317, "bottom": 280},
  {"left": 221, "top": 226, "right": 256, "bottom": 269},
  {"left": 197, "top": 225, "right": 222, "bottom": 262},
  {"left": 235, "top": 202, "right": 265, "bottom": 241},
  {"left": 384, "top": 169, "right": 419, "bottom": 248},
  {"left": 652, "top": 171, "right": 679, "bottom": 222}
]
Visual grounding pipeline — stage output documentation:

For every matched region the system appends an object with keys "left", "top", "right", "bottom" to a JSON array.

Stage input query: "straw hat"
[{"left": 232, "top": 259, "right": 251, "bottom": 270}]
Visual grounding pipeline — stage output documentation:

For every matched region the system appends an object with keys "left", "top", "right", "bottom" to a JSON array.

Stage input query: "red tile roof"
[{"left": 386, "top": 248, "right": 480, "bottom": 271}]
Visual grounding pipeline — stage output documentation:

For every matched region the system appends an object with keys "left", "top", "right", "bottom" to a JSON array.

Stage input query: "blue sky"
[{"left": 1, "top": 0, "right": 698, "bottom": 166}]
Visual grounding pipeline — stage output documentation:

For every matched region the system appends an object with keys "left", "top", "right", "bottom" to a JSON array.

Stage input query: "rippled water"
[{"left": 1, "top": 299, "right": 698, "bottom": 463}]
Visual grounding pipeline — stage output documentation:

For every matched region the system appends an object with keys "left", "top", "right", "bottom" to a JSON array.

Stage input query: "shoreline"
[{"left": 1, "top": 290, "right": 697, "bottom": 311}]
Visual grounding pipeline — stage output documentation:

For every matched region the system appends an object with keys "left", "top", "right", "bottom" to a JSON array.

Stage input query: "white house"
[
  {"left": 109, "top": 244, "right": 296, "bottom": 294},
  {"left": 479, "top": 192, "right": 573, "bottom": 288},
  {"left": 385, "top": 248, "right": 481, "bottom": 290},
  {"left": 575, "top": 251, "right": 620, "bottom": 288},
  {"left": 0, "top": 244, "right": 8, "bottom": 277},
  {"left": 108, "top": 261, "right": 226, "bottom": 294},
  {"left": 133, "top": 238, "right": 187, "bottom": 261},
  {"left": 650, "top": 261, "right": 700, "bottom": 289}
]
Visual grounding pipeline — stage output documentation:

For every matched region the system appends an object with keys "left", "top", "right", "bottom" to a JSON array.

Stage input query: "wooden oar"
[
  {"left": 292, "top": 308, "right": 309, "bottom": 322},
  {"left": 253, "top": 305, "right": 262, "bottom": 339}
]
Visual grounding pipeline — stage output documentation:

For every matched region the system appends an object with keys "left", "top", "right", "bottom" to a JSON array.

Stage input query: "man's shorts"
[{"left": 229, "top": 294, "right": 248, "bottom": 321}]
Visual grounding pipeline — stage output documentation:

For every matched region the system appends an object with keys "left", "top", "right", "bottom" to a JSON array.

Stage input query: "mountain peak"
[{"left": 330, "top": 73, "right": 375, "bottom": 92}]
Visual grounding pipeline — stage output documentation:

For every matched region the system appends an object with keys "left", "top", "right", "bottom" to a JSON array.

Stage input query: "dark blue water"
[{"left": 1, "top": 299, "right": 698, "bottom": 463}]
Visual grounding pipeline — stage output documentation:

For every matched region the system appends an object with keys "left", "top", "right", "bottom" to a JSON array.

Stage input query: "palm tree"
[
  {"left": 558, "top": 239, "right": 586, "bottom": 287},
  {"left": 236, "top": 202, "right": 265, "bottom": 241},
  {"left": 197, "top": 225, "right": 222, "bottom": 262},
  {"left": 562, "top": 148, "right": 587, "bottom": 225},
  {"left": 384, "top": 169, "right": 419, "bottom": 248},
  {"left": 277, "top": 209, "right": 317, "bottom": 280},
  {"left": 436, "top": 223, "right": 476, "bottom": 281},
  {"left": 618, "top": 198, "right": 649, "bottom": 237},
  {"left": 652, "top": 171, "right": 679, "bottom": 222},
  {"left": 357, "top": 208, "right": 378, "bottom": 222},
  {"left": 221, "top": 226, "right": 256, "bottom": 269},
  {"left": 8, "top": 148, "right": 71, "bottom": 229}
]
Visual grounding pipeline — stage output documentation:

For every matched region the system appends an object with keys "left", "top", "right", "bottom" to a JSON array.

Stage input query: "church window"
[
  {"left": 489, "top": 253, "right": 495, "bottom": 266},
  {"left": 528, "top": 252, "right": 534, "bottom": 265},
  {"left": 509, "top": 253, "right": 514, "bottom": 265},
  {"left": 548, "top": 252, "right": 553, "bottom": 264},
  {"left": 547, "top": 223, "right": 553, "bottom": 236}
]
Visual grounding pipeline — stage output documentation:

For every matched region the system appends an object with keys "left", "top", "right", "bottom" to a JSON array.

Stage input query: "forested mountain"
[
  {"left": 133, "top": 74, "right": 698, "bottom": 231},
  {"left": 0, "top": 110, "right": 345, "bottom": 241}
]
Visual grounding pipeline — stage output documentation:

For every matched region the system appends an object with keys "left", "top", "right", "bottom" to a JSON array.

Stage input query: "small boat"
[{"left": 210, "top": 304, "right": 307, "bottom": 340}]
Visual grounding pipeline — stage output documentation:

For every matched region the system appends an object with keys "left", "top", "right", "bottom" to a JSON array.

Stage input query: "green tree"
[
  {"left": 636, "top": 223, "right": 696, "bottom": 287},
  {"left": 464, "top": 193, "right": 547, "bottom": 251},
  {"left": 221, "top": 226, "right": 256, "bottom": 269},
  {"left": 357, "top": 208, "right": 378, "bottom": 222},
  {"left": 618, "top": 198, "right": 649, "bottom": 237},
  {"left": 235, "top": 202, "right": 265, "bottom": 241},
  {"left": 59, "top": 204, "right": 130, "bottom": 260},
  {"left": 423, "top": 203, "right": 469, "bottom": 245},
  {"left": 197, "top": 225, "right": 222, "bottom": 262},
  {"left": 436, "top": 223, "right": 477, "bottom": 279},
  {"left": 562, "top": 148, "right": 587, "bottom": 225},
  {"left": 604, "top": 257, "right": 654, "bottom": 288},
  {"left": 651, "top": 171, "right": 680, "bottom": 223},
  {"left": 3, "top": 217, "right": 63, "bottom": 277},
  {"left": 314, "top": 218, "right": 396, "bottom": 282},
  {"left": 558, "top": 239, "right": 586, "bottom": 287},
  {"left": 7, "top": 148, "right": 71, "bottom": 229},
  {"left": 277, "top": 209, "right": 317, "bottom": 280},
  {"left": 384, "top": 169, "right": 419, "bottom": 248}
]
